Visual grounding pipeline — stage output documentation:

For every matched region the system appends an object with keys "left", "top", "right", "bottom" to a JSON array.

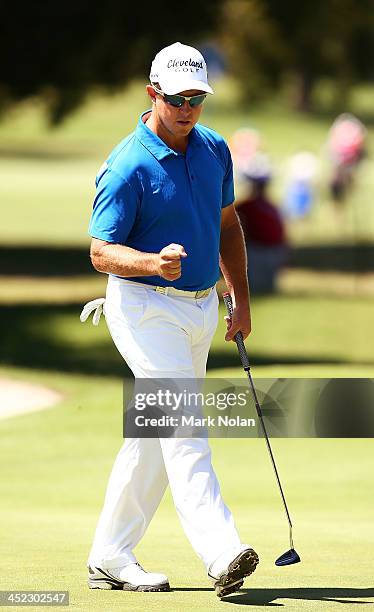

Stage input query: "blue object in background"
[{"left": 284, "top": 180, "right": 313, "bottom": 218}]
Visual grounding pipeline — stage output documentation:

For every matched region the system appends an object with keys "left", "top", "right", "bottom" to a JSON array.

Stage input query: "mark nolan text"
[
  {"left": 134, "top": 415, "right": 256, "bottom": 427},
  {"left": 182, "top": 416, "right": 256, "bottom": 427}
]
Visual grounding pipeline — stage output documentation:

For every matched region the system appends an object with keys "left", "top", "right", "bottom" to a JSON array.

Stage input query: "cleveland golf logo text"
[{"left": 167, "top": 58, "right": 204, "bottom": 71}]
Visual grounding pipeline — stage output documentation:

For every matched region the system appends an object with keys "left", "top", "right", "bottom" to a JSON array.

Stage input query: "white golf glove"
[{"left": 80, "top": 298, "right": 106, "bottom": 326}]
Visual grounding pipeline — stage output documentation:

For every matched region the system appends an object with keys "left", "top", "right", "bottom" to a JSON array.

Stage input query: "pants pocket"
[
  {"left": 119, "top": 286, "right": 150, "bottom": 328},
  {"left": 106, "top": 279, "right": 150, "bottom": 329}
]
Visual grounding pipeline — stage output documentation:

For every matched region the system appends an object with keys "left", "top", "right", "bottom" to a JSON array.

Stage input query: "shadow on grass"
[
  {"left": 0, "top": 303, "right": 129, "bottom": 377},
  {"left": 0, "top": 146, "right": 91, "bottom": 161},
  {"left": 287, "top": 244, "right": 374, "bottom": 273},
  {"left": 0, "top": 246, "right": 93, "bottom": 276},
  {"left": 222, "top": 587, "right": 374, "bottom": 606},
  {"left": 2, "top": 244, "right": 374, "bottom": 277},
  {"left": 207, "top": 350, "right": 342, "bottom": 371},
  {"left": 0, "top": 303, "right": 348, "bottom": 377},
  {"left": 172, "top": 587, "right": 374, "bottom": 605}
]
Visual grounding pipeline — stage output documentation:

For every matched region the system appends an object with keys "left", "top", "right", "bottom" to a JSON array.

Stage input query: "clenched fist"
[{"left": 157, "top": 243, "right": 187, "bottom": 281}]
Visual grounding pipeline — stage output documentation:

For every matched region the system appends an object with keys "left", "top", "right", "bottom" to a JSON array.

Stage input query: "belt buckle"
[
  {"left": 155, "top": 286, "right": 167, "bottom": 295},
  {"left": 196, "top": 288, "right": 210, "bottom": 299}
]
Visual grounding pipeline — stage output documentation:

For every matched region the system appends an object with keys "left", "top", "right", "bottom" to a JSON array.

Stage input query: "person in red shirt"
[{"left": 235, "top": 154, "right": 287, "bottom": 293}]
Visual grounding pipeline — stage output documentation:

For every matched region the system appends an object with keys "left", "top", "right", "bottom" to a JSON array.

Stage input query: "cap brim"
[{"left": 159, "top": 77, "right": 214, "bottom": 95}]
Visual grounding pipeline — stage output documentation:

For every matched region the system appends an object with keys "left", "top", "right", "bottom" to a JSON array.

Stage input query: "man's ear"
[{"left": 146, "top": 84, "right": 156, "bottom": 103}]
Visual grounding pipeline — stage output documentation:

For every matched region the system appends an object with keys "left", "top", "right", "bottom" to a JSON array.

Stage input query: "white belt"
[
  {"left": 79, "top": 282, "right": 214, "bottom": 327},
  {"left": 119, "top": 279, "right": 214, "bottom": 299}
]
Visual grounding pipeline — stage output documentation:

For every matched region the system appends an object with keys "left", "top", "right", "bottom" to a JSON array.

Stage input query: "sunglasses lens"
[
  {"left": 162, "top": 92, "right": 207, "bottom": 108},
  {"left": 166, "top": 95, "right": 185, "bottom": 107},
  {"left": 189, "top": 95, "right": 207, "bottom": 107}
]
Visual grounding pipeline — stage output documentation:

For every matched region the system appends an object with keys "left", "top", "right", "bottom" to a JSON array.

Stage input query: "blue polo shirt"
[{"left": 89, "top": 111, "right": 234, "bottom": 290}]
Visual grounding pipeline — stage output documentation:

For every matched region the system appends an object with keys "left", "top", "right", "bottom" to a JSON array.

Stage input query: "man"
[
  {"left": 235, "top": 153, "right": 287, "bottom": 294},
  {"left": 83, "top": 42, "right": 259, "bottom": 598}
]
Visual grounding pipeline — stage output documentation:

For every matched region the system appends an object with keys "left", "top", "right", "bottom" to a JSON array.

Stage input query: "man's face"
[{"left": 147, "top": 85, "right": 204, "bottom": 138}]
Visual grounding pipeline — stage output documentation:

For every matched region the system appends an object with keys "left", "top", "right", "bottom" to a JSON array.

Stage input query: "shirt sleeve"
[
  {"left": 88, "top": 168, "right": 139, "bottom": 244},
  {"left": 221, "top": 144, "right": 235, "bottom": 208}
]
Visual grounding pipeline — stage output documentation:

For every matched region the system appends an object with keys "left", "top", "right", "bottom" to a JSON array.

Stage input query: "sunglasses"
[{"left": 152, "top": 85, "right": 207, "bottom": 108}]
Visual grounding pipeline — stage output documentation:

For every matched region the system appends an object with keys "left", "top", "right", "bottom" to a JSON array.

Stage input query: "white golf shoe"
[
  {"left": 88, "top": 562, "right": 170, "bottom": 591},
  {"left": 208, "top": 544, "right": 259, "bottom": 598}
]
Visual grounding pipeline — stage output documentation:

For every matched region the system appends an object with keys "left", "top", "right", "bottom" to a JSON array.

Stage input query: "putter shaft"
[{"left": 223, "top": 292, "right": 294, "bottom": 551}]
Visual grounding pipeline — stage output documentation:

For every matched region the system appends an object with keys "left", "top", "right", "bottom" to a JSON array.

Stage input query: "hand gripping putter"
[{"left": 223, "top": 292, "right": 301, "bottom": 567}]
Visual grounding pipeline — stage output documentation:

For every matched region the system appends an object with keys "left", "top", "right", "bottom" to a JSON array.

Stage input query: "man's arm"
[
  {"left": 219, "top": 204, "right": 251, "bottom": 341},
  {"left": 90, "top": 238, "right": 187, "bottom": 281}
]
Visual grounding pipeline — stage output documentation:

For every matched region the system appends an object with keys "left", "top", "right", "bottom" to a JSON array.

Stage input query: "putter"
[{"left": 223, "top": 292, "right": 301, "bottom": 567}]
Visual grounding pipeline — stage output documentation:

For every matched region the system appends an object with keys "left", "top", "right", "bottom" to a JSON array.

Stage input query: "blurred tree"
[
  {"left": 1, "top": 0, "right": 372, "bottom": 121},
  {"left": 221, "top": 0, "right": 374, "bottom": 110},
  {"left": 221, "top": 0, "right": 288, "bottom": 101},
  {"left": 0, "top": 0, "right": 219, "bottom": 124}
]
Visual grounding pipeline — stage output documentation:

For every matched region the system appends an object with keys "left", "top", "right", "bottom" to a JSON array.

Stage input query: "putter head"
[{"left": 275, "top": 548, "right": 301, "bottom": 566}]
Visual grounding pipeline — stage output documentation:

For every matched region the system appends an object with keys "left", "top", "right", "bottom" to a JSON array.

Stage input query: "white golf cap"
[{"left": 149, "top": 42, "right": 214, "bottom": 95}]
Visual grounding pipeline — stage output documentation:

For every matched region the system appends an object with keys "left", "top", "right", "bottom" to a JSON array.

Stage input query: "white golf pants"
[{"left": 88, "top": 275, "right": 241, "bottom": 571}]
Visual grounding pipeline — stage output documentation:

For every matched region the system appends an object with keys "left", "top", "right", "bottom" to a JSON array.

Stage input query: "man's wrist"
[
  {"left": 124, "top": 251, "right": 160, "bottom": 277},
  {"left": 148, "top": 253, "right": 160, "bottom": 277},
  {"left": 226, "top": 286, "right": 250, "bottom": 309}
]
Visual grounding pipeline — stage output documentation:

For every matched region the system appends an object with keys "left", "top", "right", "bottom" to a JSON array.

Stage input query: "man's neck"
[{"left": 144, "top": 111, "right": 189, "bottom": 154}]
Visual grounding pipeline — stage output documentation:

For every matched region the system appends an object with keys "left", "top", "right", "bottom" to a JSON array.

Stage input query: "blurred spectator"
[
  {"left": 284, "top": 151, "right": 319, "bottom": 219},
  {"left": 235, "top": 153, "right": 287, "bottom": 294},
  {"left": 229, "top": 128, "right": 261, "bottom": 181},
  {"left": 327, "top": 113, "right": 367, "bottom": 202}
]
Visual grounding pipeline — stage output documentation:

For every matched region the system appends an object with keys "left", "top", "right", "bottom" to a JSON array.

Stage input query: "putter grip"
[{"left": 222, "top": 292, "right": 251, "bottom": 370}]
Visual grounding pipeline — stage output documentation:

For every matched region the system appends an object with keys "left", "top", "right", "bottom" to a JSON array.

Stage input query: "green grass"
[
  {"left": 0, "top": 366, "right": 373, "bottom": 611},
  {"left": 212, "top": 296, "right": 374, "bottom": 369},
  {"left": 0, "top": 158, "right": 95, "bottom": 245},
  {"left": 1, "top": 298, "right": 373, "bottom": 378},
  {"left": 0, "top": 275, "right": 107, "bottom": 304}
]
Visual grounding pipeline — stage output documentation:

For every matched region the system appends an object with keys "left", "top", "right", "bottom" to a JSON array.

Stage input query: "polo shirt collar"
[{"left": 136, "top": 110, "right": 201, "bottom": 160}]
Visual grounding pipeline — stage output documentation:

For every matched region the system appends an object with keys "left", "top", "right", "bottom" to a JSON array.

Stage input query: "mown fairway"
[{"left": 0, "top": 367, "right": 373, "bottom": 611}]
